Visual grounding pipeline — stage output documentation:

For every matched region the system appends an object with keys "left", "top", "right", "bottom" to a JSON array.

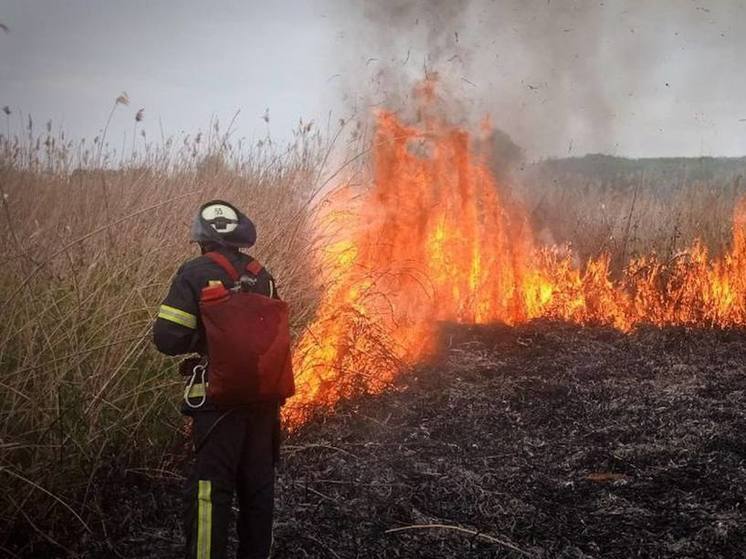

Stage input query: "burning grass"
[
  {"left": 2, "top": 81, "right": 746, "bottom": 554},
  {"left": 286, "top": 86, "right": 746, "bottom": 427}
]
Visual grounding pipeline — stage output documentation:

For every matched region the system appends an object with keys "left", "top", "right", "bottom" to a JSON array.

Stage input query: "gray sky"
[{"left": 1, "top": 0, "right": 745, "bottom": 159}]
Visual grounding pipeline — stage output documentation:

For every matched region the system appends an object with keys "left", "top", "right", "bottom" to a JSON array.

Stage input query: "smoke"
[{"left": 327, "top": 0, "right": 746, "bottom": 158}]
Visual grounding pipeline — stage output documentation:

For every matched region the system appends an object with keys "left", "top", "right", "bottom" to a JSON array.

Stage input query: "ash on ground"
[{"left": 97, "top": 322, "right": 746, "bottom": 558}]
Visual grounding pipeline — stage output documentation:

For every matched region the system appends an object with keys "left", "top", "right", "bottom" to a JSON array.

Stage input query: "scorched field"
[{"left": 88, "top": 322, "right": 746, "bottom": 559}]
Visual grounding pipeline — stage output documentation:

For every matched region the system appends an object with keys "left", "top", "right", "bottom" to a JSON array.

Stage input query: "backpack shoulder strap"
[
  {"left": 245, "top": 258, "right": 263, "bottom": 277},
  {"left": 204, "top": 251, "right": 240, "bottom": 282}
]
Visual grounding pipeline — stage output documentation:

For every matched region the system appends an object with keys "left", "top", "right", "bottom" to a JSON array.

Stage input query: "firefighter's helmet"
[{"left": 190, "top": 200, "right": 257, "bottom": 248}]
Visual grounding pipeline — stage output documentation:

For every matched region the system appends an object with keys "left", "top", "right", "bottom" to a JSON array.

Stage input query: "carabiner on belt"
[{"left": 183, "top": 363, "right": 208, "bottom": 409}]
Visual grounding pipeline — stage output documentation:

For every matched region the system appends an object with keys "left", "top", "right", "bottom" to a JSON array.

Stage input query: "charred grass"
[
  {"left": 270, "top": 322, "right": 746, "bottom": 559},
  {"left": 64, "top": 322, "right": 746, "bottom": 559}
]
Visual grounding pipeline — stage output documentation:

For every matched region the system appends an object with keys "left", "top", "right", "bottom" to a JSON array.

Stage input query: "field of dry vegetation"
[
  {"left": 0, "top": 116, "right": 333, "bottom": 555},
  {"left": 1, "top": 113, "right": 744, "bottom": 557}
]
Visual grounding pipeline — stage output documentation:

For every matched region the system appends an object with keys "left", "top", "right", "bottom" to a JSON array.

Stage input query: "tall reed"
[{"left": 0, "top": 116, "right": 336, "bottom": 553}]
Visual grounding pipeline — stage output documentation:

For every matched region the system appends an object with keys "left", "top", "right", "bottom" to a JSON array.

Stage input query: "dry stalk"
[
  {"left": 0, "top": 466, "right": 92, "bottom": 533},
  {"left": 385, "top": 523, "right": 534, "bottom": 557}
]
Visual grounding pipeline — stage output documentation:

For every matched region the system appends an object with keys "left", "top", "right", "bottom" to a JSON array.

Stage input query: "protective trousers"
[{"left": 184, "top": 403, "right": 279, "bottom": 559}]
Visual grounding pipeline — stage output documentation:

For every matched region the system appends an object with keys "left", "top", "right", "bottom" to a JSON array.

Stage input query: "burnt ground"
[{"left": 63, "top": 323, "right": 746, "bottom": 557}]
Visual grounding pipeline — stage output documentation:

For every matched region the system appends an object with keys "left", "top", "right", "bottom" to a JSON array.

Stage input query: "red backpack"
[{"left": 198, "top": 252, "right": 294, "bottom": 406}]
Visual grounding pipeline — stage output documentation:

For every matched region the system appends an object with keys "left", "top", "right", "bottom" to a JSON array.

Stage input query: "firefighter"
[{"left": 154, "top": 200, "right": 282, "bottom": 559}]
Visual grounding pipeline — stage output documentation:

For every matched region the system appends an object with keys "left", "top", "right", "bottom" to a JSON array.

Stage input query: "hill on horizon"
[{"left": 526, "top": 154, "right": 746, "bottom": 189}]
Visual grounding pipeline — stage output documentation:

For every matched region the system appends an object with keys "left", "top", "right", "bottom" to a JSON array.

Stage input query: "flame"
[{"left": 284, "top": 87, "right": 746, "bottom": 426}]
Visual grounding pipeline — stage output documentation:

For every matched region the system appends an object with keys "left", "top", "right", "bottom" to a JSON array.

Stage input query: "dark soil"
[{"left": 42, "top": 322, "right": 746, "bottom": 558}]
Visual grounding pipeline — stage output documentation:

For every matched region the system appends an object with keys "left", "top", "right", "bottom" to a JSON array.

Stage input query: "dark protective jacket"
[
  {"left": 155, "top": 247, "right": 282, "bottom": 558},
  {"left": 154, "top": 248, "right": 279, "bottom": 357}
]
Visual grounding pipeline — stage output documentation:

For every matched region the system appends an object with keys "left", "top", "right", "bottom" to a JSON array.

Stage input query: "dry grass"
[
  {"left": 0, "top": 116, "right": 342, "bottom": 552},
  {"left": 516, "top": 162, "right": 744, "bottom": 272}
]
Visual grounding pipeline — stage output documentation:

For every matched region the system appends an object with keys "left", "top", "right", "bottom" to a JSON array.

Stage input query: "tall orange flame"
[{"left": 284, "top": 90, "right": 746, "bottom": 426}]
